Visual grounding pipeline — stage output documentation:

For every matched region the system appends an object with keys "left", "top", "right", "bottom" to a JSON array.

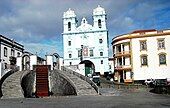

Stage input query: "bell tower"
[
  {"left": 93, "top": 5, "right": 107, "bottom": 30},
  {"left": 63, "top": 8, "right": 77, "bottom": 33}
]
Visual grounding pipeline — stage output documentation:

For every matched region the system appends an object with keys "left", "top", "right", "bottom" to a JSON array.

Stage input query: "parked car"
[
  {"left": 167, "top": 78, "right": 170, "bottom": 85},
  {"left": 154, "top": 79, "right": 167, "bottom": 86},
  {"left": 145, "top": 79, "right": 154, "bottom": 85}
]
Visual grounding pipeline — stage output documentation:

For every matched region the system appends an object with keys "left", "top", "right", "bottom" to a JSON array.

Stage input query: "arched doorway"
[
  {"left": 52, "top": 53, "right": 60, "bottom": 69},
  {"left": 79, "top": 60, "right": 95, "bottom": 76},
  {"left": 21, "top": 52, "right": 31, "bottom": 70}
]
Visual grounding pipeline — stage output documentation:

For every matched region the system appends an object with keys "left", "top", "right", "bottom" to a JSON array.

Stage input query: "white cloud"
[{"left": 0, "top": 0, "right": 169, "bottom": 57}]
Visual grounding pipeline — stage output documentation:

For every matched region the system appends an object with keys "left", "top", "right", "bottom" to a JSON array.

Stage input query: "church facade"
[{"left": 62, "top": 5, "right": 109, "bottom": 75}]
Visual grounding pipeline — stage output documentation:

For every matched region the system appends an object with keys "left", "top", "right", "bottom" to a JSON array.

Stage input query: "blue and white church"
[{"left": 62, "top": 5, "right": 109, "bottom": 75}]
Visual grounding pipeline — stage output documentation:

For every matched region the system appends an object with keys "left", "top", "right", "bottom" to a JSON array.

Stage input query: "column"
[
  {"left": 30, "top": 55, "right": 37, "bottom": 70},
  {"left": 46, "top": 55, "right": 53, "bottom": 70},
  {"left": 16, "top": 57, "right": 22, "bottom": 71}
]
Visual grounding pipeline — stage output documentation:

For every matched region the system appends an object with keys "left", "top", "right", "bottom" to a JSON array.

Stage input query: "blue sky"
[{"left": 0, "top": 0, "right": 170, "bottom": 58}]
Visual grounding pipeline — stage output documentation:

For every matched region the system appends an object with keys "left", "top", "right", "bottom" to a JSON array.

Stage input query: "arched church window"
[
  {"left": 98, "top": 19, "right": 102, "bottom": 28},
  {"left": 68, "top": 22, "right": 71, "bottom": 31}
]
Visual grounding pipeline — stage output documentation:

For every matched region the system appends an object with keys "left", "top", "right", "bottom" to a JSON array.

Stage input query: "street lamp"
[{"left": 80, "top": 45, "right": 83, "bottom": 62}]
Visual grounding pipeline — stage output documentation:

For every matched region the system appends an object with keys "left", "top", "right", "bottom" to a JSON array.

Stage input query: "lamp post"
[{"left": 80, "top": 45, "right": 83, "bottom": 62}]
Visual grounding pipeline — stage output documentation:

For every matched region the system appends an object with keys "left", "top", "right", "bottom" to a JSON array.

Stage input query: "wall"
[
  {"left": 132, "top": 35, "right": 170, "bottom": 80},
  {"left": 21, "top": 70, "right": 36, "bottom": 98},
  {"left": 49, "top": 69, "right": 77, "bottom": 96},
  {"left": 65, "top": 64, "right": 85, "bottom": 76}
]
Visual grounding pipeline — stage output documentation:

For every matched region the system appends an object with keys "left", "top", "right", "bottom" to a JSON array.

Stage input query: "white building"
[
  {"left": 0, "top": 35, "right": 24, "bottom": 76},
  {"left": 62, "top": 5, "right": 109, "bottom": 75},
  {"left": 112, "top": 29, "right": 170, "bottom": 83}
]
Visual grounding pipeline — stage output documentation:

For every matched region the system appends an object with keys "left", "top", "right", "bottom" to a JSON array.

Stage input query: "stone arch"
[
  {"left": 52, "top": 53, "right": 60, "bottom": 70},
  {"left": 21, "top": 52, "right": 31, "bottom": 71},
  {"left": 79, "top": 60, "right": 95, "bottom": 76}
]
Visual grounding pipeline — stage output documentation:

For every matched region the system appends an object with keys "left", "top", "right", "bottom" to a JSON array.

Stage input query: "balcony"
[
  {"left": 114, "top": 51, "right": 131, "bottom": 58},
  {"left": 124, "top": 79, "right": 133, "bottom": 83},
  {"left": 115, "top": 65, "right": 132, "bottom": 71}
]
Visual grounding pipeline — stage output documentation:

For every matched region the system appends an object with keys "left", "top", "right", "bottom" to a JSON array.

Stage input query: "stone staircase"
[
  {"left": 1, "top": 70, "right": 26, "bottom": 99},
  {"left": 0, "top": 66, "right": 98, "bottom": 98},
  {"left": 60, "top": 68, "right": 98, "bottom": 95}
]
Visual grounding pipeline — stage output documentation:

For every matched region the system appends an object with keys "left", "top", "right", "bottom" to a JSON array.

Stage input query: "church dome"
[
  {"left": 93, "top": 5, "right": 106, "bottom": 16},
  {"left": 63, "top": 8, "right": 76, "bottom": 18}
]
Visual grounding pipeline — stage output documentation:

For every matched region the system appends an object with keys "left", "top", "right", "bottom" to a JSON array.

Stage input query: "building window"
[
  {"left": 90, "top": 49, "right": 93, "bottom": 57},
  {"left": 68, "top": 41, "right": 71, "bottom": 46},
  {"left": 4, "top": 63, "right": 7, "bottom": 69},
  {"left": 100, "top": 52, "right": 103, "bottom": 56},
  {"left": 158, "top": 38, "right": 165, "bottom": 49},
  {"left": 4, "top": 47, "right": 7, "bottom": 57},
  {"left": 99, "top": 39, "right": 103, "bottom": 44},
  {"left": 68, "top": 22, "right": 71, "bottom": 31},
  {"left": 101, "top": 60, "right": 103, "bottom": 64},
  {"left": 141, "top": 55, "right": 148, "bottom": 66},
  {"left": 159, "top": 53, "right": 166, "bottom": 65},
  {"left": 17, "top": 52, "right": 20, "bottom": 57},
  {"left": 11, "top": 49, "right": 14, "bottom": 56},
  {"left": 98, "top": 19, "right": 101, "bottom": 28},
  {"left": 69, "top": 54, "right": 72, "bottom": 58},
  {"left": 123, "top": 57, "right": 125, "bottom": 65},
  {"left": 140, "top": 40, "right": 147, "bottom": 51}
]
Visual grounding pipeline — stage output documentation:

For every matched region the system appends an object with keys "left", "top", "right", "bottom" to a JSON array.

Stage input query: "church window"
[
  {"left": 69, "top": 54, "right": 72, "bottom": 58},
  {"left": 68, "top": 22, "right": 71, "bottom": 31},
  {"left": 98, "top": 19, "right": 102, "bottom": 28},
  {"left": 90, "top": 49, "right": 93, "bottom": 57},
  {"left": 99, "top": 39, "right": 103, "bottom": 44},
  {"left": 100, "top": 52, "right": 103, "bottom": 56},
  {"left": 101, "top": 60, "right": 103, "bottom": 64},
  {"left": 68, "top": 41, "right": 71, "bottom": 46},
  {"left": 109, "top": 65, "right": 111, "bottom": 69}
]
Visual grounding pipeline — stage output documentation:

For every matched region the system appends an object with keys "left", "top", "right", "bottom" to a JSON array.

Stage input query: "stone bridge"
[{"left": 0, "top": 66, "right": 98, "bottom": 98}]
